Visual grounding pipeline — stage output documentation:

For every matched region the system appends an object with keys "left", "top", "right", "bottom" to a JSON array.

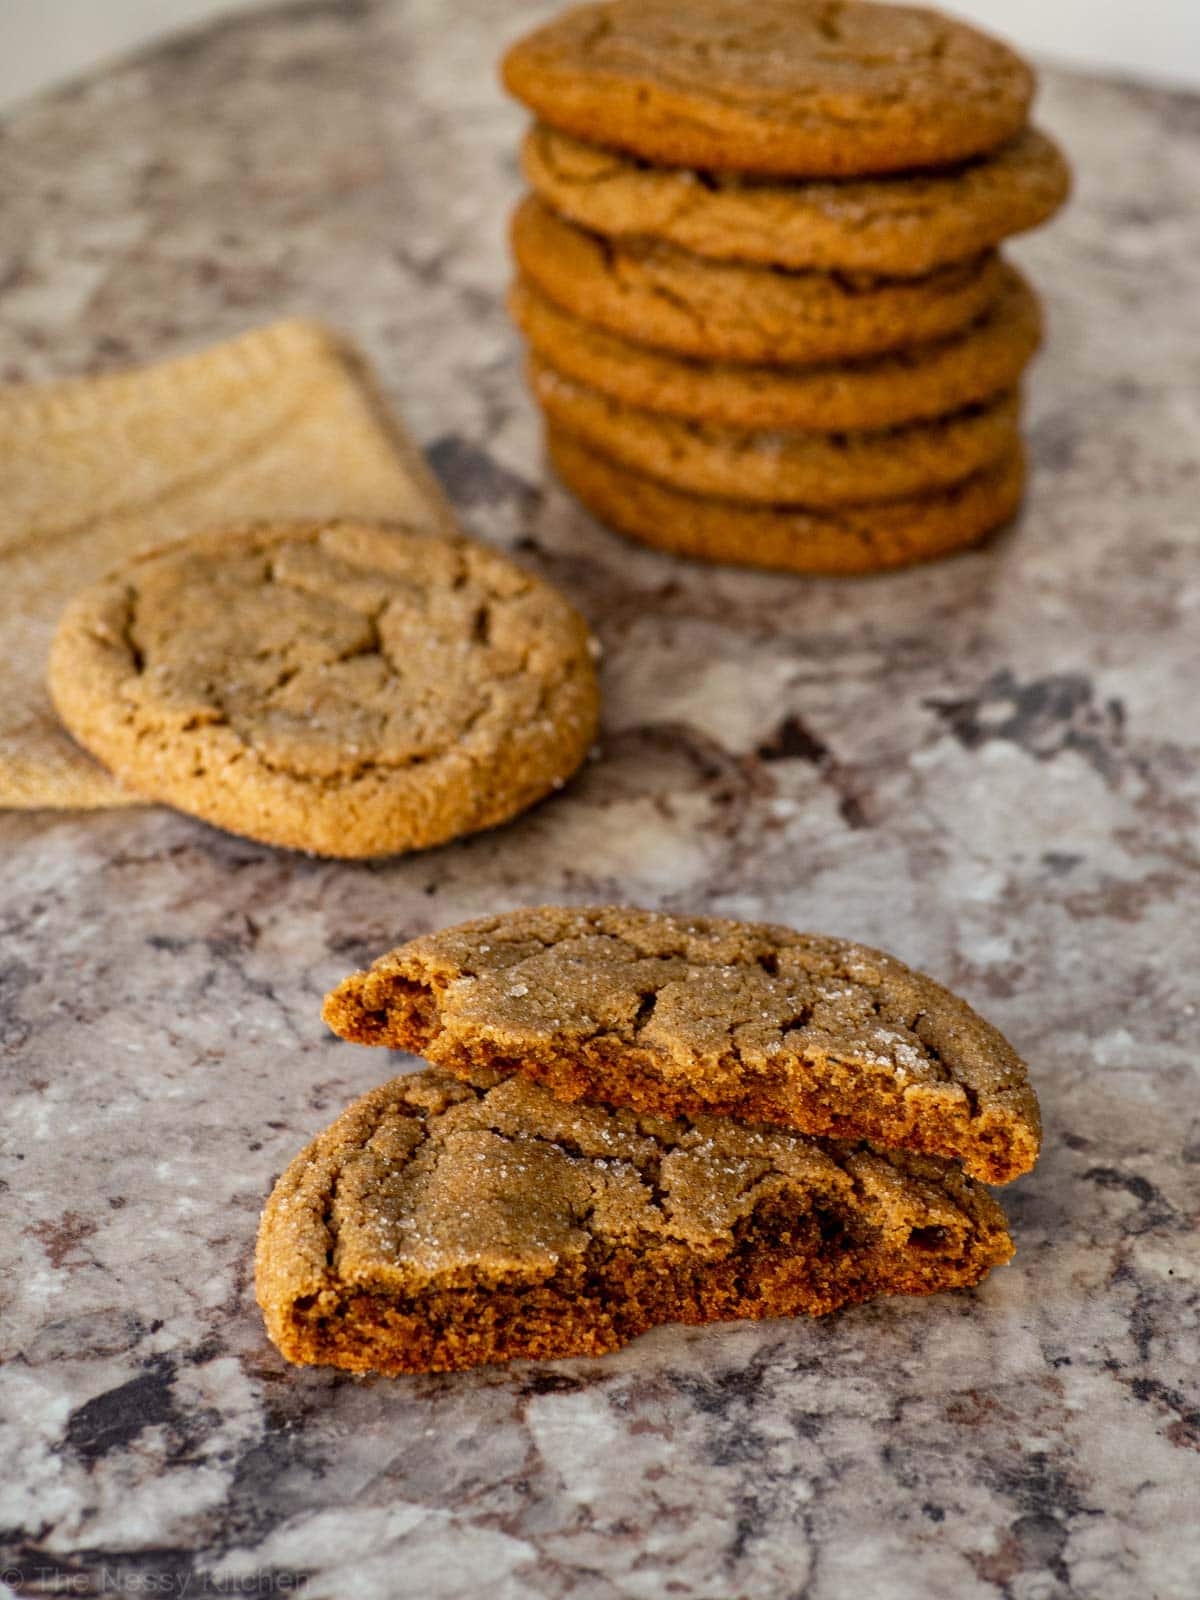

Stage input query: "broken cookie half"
[
  {"left": 323, "top": 906, "right": 1039, "bottom": 1186},
  {"left": 256, "top": 1067, "right": 1014, "bottom": 1376},
  {"left": 258, "top": 907, "right": 1036, "bottom": 1374}
]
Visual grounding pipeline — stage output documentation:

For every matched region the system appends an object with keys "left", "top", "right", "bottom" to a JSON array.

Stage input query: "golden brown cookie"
[
  {"left": 256, "top": 1066, "right": 1015, "bottom": 1374},
  {"left": 48, "top": 521, "right": 599, "bottom": 858},
  {"left": 530, "top": 354, "right": 1021, "bottom": 506},
  {"left": 513, "top": 195, "right": 1007, "bottom": 365},
  {"left": 522, "top": 124, "right": 1070, "bottom": 276},
  {"left": 547, "top": 425, "right": 1026, "bottom": 575},
  {"left": 502, "top": 0, "right": 1034, "bottom": 178},
  {"left": 324, "top": 907, "right": 1041, "bottom": 1185},
  {"left": 511, "top": 268, "right": 1043, "bottom": 433}
]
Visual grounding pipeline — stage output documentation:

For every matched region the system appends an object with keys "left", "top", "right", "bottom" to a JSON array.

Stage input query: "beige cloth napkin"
[{"left": 0, "top": 319, "right": 456, "bottom": 808}]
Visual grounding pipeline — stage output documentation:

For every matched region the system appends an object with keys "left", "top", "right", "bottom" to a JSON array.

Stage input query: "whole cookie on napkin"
[
  {"left": 49, "top": 521, "right": 599, "bottom": 858},
  {"left": 323, "top": 906, "right": 1040, "bottom": 1185},
  {"left": 502, "top": 0, "right": 1034, "bottom": 176},
  {"left": 256, "top": 1065, "right": 1015, "bottom": 1374},
  {"left": 0, "top": 319, "right": 456, "bottom": 810}
]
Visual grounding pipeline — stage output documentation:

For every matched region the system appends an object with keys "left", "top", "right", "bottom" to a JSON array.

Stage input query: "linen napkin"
[{"left": 0, "top": 318, "right": 456, "bottom": 808}]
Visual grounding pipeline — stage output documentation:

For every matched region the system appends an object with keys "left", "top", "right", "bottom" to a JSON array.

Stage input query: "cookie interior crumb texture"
[
  {"left": 47, "top": 521, "right": 600, "bottom": 858},
  {"left": 323, "top": 907, "right": 1040, "bottom": 1185},
  {"left": 255, "top": 1067, "right": 1015, "bottom": 1375}
]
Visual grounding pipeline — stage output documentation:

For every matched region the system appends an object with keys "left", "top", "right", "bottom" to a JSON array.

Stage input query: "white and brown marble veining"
[{"left": 1, "top": 3, "right": 1198, "bottom": 1597}]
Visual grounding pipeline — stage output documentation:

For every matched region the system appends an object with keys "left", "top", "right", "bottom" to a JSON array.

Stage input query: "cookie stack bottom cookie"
[
  {"left": 501, "top": 0, "right": 1069, "bottom": 575},
  {"left": 549, "top": 427, "right": 1026, "bottom": 577}
]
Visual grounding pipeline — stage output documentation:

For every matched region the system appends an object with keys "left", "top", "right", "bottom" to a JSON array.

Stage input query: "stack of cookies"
[
  {"left": 503, "top": 0, "right": 1070, "bottom": 575},
  {"left": 257, "top": 907, "right": 1040, "bottom": 1375}
]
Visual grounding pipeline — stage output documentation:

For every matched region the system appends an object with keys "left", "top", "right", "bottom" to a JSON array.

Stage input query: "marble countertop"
[{"left": 2, "top": 3, "right": 1198, "bottom": 1597}]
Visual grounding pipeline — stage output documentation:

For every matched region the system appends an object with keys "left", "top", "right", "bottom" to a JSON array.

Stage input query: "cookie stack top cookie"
[
  {"left": 503, "top": 0, "right": 1035, "bottom": 178},
  {"left": 503, "top": 0, "right": 1069, "bottom": 576}
]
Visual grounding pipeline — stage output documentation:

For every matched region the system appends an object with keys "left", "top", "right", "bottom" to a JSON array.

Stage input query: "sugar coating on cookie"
[
  {"left": 548, "top": 426, "right": 1026, "bottom": 577},
  {"left": 510, "top": 268, "right": 1043, "bottom": 433},
  {"left": 531, "top": 354, "right": 1022, "bottom": 506},
  {"left": 255, "top": 1066, "right": 1015, "bottom": 1374},
  {"left": 323, "top": 907, "right": 1040, "bottom": 1184},
  {"left": 513, "top": 196, "right": 1008, "bottom": 366},
  {"left": 48, "top": 521, "right": 600, "bottom": 858},
  {"left": 502, "top": 0, "right": 1035, "bottom": 177},
  {"left": 522, "top": 124, "right": 1070, "bottom": 276}
]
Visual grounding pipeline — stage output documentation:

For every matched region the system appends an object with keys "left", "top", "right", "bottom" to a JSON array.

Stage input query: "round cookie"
[
  {"left": 513, "top": 195, "right": 1007, "bottom": 365},
  {"left": 522, "top": 123, "right": 1071, "bottom": 277},
  {"left": 48, "top": 520, "right": 600, "bottom": 857},
  {"left": 547, "top": 425, "right": 1026, "bottom": 575},
  {"left": 502, "top": 0, "right": 1035, "bottom": 178},
  {"left": 510, "top": 268, "right": 1043, "bottom": 433},
  {"left": 530, "top": 354, "right": 1021, "bottom": 506}
]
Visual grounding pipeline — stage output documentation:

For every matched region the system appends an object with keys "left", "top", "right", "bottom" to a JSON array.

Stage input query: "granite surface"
[{"left": 1, "top": 3, "right": 1199, "bottom": 1597}]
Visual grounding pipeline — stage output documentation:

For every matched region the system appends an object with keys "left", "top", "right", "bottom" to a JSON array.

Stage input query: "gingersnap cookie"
[
  {"left": 324, "top": 907, "right": 1041, "bottom": 1185},
  {"left": 547, "top": 426, "right": 1025, "bottom": 576},
  {"left": 256, "top": 1065, "right": 1015, "bottom": 1374},
  {"left": 530, "top": 355, "right": 1021, "bottom": 506},
  {"left": 48, "top": 521, "right": 599, "bottom": 858},
  {"left": 513, "top": 196, "right": 1007, "bottom": 366},
  {"left": 522, "top": 125, "right": 1070, "bottom": 277},
  {"left": 511, "top": 268, "right": 1043, "bottom": 433},
  {"left": 502, "top": 0, "right": 1034, "bottom": 178}
]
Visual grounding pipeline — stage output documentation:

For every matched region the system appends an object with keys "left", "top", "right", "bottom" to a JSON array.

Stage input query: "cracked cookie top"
[
  {"left": 324, "top": 906, "right": 1040, "bottom": 1183},
  {"left": 48, "top": 522, "right": 599, "bottom": 857},
  {"left": 502, "top": 0, "right": 1035, "bottom": 178}
]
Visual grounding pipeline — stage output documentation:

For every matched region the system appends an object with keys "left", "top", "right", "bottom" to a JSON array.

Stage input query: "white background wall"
[
  {"left": 1, "top": 0, "right": 1199, "bottom": 110},
  {"left": 939, "top": 0, "right": 1200, "bottom": 90},
  {"left": 0, "top": 0, "right": 277, "bottom": 109}
]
